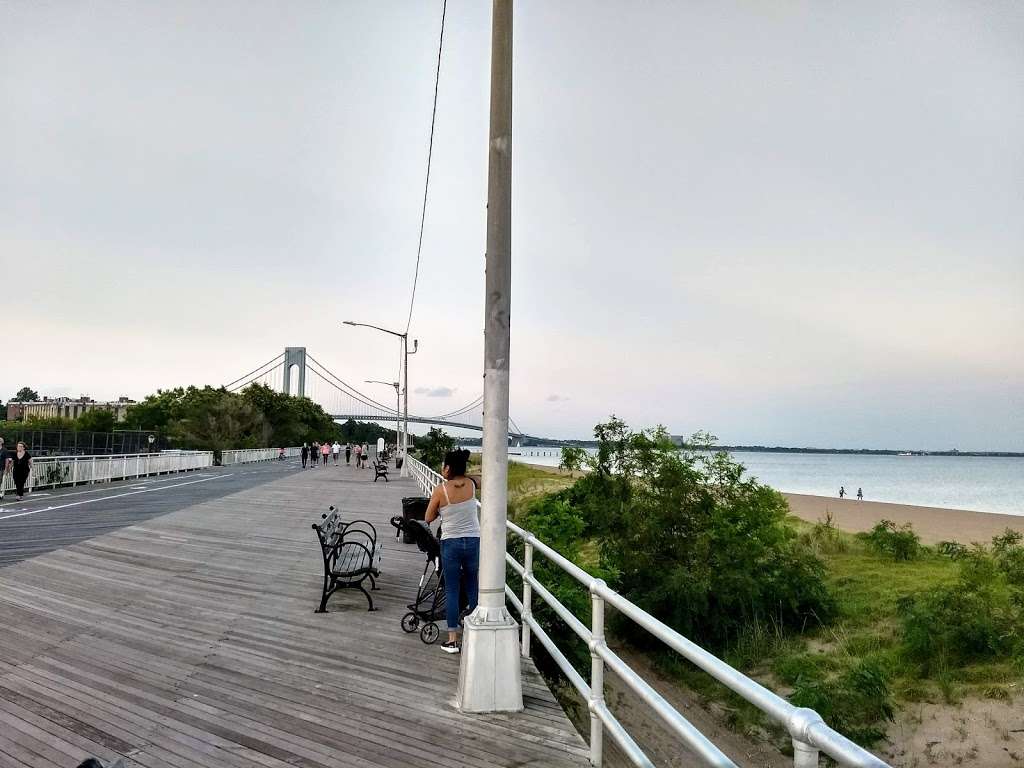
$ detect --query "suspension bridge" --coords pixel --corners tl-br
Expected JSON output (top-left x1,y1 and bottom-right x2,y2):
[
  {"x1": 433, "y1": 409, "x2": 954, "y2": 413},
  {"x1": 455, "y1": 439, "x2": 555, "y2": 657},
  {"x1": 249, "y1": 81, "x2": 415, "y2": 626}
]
[{"x1": 223, "y1": 347, "x2": 538, "y2": 439}]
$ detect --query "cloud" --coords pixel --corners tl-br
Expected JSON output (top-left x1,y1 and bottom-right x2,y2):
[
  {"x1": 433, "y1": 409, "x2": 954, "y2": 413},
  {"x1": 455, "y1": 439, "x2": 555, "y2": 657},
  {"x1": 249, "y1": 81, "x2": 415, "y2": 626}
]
[
  {"x1": 415, "y1": 386, "x2": 456, "y2": 398},
  {"x1": 546, "y1": 394, "x2": 569, "y2": 402}
]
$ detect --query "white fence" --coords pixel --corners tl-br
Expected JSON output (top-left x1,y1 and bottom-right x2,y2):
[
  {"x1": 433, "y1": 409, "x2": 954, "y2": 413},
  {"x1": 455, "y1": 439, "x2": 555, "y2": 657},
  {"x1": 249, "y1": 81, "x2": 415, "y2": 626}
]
[
  {"x1": 220, "y1": 447, "x2": 301, "y2": 466},
  {"x1": 405, "y1": 455, "x2": 888, "y2": 768},
  {"x1": 0, "y1": 446, "x2": 303, "y2": 496},
  {"x1": 1, "y1": 451, "x2": 214, "y2": 496}
]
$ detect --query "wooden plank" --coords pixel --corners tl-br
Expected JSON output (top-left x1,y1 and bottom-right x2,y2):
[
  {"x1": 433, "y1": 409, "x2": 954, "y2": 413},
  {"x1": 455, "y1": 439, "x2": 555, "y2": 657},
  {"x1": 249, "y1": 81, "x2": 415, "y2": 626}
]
[{"x1": 0, "y1": 464, "x2": 588, "y2": 767}]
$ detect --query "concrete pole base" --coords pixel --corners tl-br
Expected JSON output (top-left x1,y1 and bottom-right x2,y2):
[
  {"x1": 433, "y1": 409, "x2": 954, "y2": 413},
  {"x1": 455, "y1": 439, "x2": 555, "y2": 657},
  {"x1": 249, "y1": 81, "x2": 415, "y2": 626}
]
[{"x1": 456, "y1": 605, "x2": 524, "y2": 713}]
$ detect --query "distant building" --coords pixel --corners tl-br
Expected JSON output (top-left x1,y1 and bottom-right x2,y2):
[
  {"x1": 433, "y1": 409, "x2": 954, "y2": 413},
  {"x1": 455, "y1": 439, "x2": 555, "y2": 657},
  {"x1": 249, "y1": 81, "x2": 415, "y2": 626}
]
[{"x1": 6, "y1": 396, "x2": 135, "y2": 423}]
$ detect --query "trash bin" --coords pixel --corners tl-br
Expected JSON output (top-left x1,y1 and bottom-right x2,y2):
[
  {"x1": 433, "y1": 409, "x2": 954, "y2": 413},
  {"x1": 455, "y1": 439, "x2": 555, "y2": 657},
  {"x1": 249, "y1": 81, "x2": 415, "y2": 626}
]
[
  {"x1": 395, "y1": 456, "x2": 404, "y2": 469},
  {"x1": 401, "y1": 496, "x2": 430, "y2": 544}
]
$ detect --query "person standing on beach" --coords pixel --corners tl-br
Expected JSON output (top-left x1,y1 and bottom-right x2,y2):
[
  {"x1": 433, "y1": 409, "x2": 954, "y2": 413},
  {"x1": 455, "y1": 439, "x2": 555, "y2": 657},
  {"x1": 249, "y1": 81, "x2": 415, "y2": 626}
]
[
  {"x1": 857, "y1": 487, "x2": 863, "y2": 501},
  {"x1": 839, "y1": 486, "x2": 846, "y2": 499},
  {"x1": 301, "y1": 443, "x2": 309, "y2": 469}
]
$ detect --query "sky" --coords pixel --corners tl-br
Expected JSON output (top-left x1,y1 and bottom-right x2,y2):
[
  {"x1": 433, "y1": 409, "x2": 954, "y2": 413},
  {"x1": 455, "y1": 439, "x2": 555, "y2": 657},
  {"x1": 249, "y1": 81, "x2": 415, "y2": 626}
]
[{"x1": 1, "y1": 1, "x2": 1021, "y2": 450}]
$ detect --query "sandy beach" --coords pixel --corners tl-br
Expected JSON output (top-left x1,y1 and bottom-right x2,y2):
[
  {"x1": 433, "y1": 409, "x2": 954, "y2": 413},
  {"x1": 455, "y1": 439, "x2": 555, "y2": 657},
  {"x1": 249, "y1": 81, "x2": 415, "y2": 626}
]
[{"x1": 785, "y1": 493, "x2": 1024, "y2": 545}]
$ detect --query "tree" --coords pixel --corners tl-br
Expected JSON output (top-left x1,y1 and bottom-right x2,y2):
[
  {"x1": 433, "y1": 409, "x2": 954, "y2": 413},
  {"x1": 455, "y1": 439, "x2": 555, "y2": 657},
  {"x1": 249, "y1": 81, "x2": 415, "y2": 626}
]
[
  {"x1": 124, "y1": 389, "x2": 183, "y2": 431},
  {"x1": 13, "y1": 387, "x2": 39, "y2": 402},
  {"x1": 337, "y1": 419, "x2": 396, "y2": 446},
  {"x1": 559, "y1": 446, "x2": 588, "y2": 477},
  {"x1": 562, "y1": 418, "x2": 834, "y2": 650},
  {"x1": 171, "y1": 389, "x2": 268, "y2": 455},
  {"x1": 76, "y1": 409, "x2": 116, "y2": 433},
  {"x1": 416, "y1": 427, "x2": 455, "y2": 471}
]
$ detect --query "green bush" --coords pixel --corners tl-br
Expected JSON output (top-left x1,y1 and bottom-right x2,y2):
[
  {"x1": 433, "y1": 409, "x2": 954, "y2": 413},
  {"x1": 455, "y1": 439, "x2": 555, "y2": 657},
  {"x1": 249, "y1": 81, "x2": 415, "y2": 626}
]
[
  {"x1": 414, "y1": 427, "x2": 455, "y2": 472},
  {"x1": 507, "y1": 493, "x2": 615, "y2": 674},
  {"x1": 557, "y1": 418, "x2": 834, "y2": 652},
  {"x1": 864, "y1": 519, "x2": 921, "y2": 561},
  {"x1": 991, "y1": 529, "x2": 1024, "y2": 588},
  {"x1": 898, "y1": 543, "x2": 1024, "y2": 673},
  {"x1": 789, "y1": 659, "x2": 895, "y2": 744}
]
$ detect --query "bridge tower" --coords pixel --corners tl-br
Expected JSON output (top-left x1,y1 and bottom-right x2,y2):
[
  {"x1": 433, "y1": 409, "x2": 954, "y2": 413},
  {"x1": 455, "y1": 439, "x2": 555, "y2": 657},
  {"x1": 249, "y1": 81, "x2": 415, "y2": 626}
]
[{"x1": 282, "y1": 347, "x2": 307, "y2": 398}]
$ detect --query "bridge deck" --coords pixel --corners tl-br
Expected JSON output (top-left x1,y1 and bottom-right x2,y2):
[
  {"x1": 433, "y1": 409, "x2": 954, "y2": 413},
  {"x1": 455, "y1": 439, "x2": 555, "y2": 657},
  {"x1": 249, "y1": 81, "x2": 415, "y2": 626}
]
[{"x1": 0, "y1": 463, "x2": 589, "y2": 767}]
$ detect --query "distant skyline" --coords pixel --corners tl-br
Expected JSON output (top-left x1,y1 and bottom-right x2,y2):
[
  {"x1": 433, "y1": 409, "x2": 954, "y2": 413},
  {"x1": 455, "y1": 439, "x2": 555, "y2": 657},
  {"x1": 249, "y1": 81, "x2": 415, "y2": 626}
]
[{"x1": 2, "y1": 1, "x2": 1021, "y2": 450}]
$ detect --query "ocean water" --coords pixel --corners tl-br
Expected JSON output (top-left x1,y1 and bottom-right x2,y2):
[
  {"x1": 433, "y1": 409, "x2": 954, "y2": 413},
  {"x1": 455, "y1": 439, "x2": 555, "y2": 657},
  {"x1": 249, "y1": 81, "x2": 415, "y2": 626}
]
[{"x1": 502, "y1": 447, "x2": 1024, "y2": 516}]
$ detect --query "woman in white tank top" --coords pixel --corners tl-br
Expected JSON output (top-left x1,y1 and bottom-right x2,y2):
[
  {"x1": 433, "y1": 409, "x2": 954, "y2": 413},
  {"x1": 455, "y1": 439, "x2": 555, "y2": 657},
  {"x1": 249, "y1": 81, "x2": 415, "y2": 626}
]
[{"x1": 425, "y1": 449, "x2": 479, "y2": 653}]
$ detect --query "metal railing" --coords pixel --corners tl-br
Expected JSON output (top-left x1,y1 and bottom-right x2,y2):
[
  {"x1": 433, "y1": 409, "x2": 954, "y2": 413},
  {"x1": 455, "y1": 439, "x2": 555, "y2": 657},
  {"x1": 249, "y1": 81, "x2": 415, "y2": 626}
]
[
  {"x1": 220, "y1": 447, "x2": 301, "y2": 466},
  {"x1": 405, "y1": 455, "x2": 889, "y2": 768},
  {"x1": 1, "y1": 451, "x2": 214, "y2": 496}
]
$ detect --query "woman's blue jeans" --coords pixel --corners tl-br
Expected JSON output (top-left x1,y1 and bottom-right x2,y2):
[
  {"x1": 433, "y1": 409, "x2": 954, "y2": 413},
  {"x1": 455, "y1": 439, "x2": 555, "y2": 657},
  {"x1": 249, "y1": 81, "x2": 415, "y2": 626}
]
[{"x1": 441, "y1": 536, "x2": 480, "y2": 631}]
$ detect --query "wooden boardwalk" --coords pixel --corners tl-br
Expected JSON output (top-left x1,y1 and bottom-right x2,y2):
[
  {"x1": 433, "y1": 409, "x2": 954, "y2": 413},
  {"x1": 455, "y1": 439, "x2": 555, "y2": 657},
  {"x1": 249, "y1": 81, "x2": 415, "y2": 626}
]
[{"x1": 0, "y1": 463, "x2": 589, "y2": 767}]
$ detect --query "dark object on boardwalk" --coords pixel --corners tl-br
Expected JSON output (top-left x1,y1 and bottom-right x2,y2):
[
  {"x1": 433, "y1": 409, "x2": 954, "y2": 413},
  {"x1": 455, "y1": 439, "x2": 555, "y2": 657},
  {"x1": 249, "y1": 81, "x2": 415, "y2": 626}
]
[
  {"x1": 390, "y1": 515, "x2": 446, "y2": 644},
  {"x1": 77, "y1": 760, "x2": 126, "y2": 768},
  {"x1": 373, "y1": 459, "x2": 389, "y2": 483},
  {"x1": 399, "y1": 496, "x2": 430, "y2": 544},
  {"x1": 312, "y1": 506, "x2": 382, "y2": 612}
]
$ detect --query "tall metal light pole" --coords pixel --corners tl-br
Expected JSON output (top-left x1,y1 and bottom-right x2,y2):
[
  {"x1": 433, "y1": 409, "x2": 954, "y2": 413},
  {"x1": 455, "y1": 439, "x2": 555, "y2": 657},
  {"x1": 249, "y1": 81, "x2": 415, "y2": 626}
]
[
  {"x1": 365, "y1": 380, "x2": 401, "y2": 454},
  {"x1": 342, "y1": 321, "x2": 417, "y2": 476},
  {"x1": 457, "y1": 0, "x2": 522, "y2": 714}
]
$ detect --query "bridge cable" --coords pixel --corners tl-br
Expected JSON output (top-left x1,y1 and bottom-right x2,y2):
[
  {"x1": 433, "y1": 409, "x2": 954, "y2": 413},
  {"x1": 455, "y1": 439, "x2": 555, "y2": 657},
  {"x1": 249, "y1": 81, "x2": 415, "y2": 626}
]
[
  {"x1": 226, "y1": 357, "x2": 285, "y2": 393},
  {"x1": 435, "y1": 394, "x2": 483, "y2": 420},
  {"x1": 403, "y1": 0, "x2": 447, "y2": 336},
  {"x1": 224, "y1": 353, "x2": 285, "y2": 391},
  {"x1": 305, "y1": 356, "x2": 399, "y2": 413}
]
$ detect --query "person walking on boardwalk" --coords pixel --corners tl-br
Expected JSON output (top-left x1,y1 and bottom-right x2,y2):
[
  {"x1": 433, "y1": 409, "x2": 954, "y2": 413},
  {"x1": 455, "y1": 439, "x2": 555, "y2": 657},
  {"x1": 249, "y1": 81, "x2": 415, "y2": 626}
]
[
  {"x1": 11, "y1": 442, "x2": 32, "y2": 501},
  {"x1": 345, "y1": 443, "x2": 351, "y2": 465},
  {"x1": 839, "y1": 486, "x2": 845, "y2": 499},
  {"x1": 0, "y1": 437, "x2": 9, "y2": 500},
  {"x1": 353, "y1": 443, "x2": 361, "y2": 468},
  {"x1": 857, "y1": 487, "x2": 863, "y2": 501},
  {"x1": 361, "y1": 443, "x2": 369, "y2": 469},
  {"x1": 320, "y1": 441, "x2": 330, "y2": 467},
  {"x1": 425, "y1": 449, "x2": 479, "y2": 654},
  {"x1": 300, "y1": 443, "x2": 309, "y2": 469},
  {"x1": 313, "y1": 442, "x2": 320, "y2": 466},
  {"x1": 332, "y1": 440, "x2": 340, "y2": 465}
]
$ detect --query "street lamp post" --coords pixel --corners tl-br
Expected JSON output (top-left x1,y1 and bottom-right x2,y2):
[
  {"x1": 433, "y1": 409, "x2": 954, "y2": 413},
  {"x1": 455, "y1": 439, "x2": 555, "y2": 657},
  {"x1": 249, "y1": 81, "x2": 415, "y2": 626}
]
[
  {"x1": 343, "y1": 321, "x2": 418, "y2": 477},
  {"x1": 457, "y1": 0, "x2": 522, "y2": 714},
  {"x1": 365, "y1": 380, "x2": 401, "y2": 459}
]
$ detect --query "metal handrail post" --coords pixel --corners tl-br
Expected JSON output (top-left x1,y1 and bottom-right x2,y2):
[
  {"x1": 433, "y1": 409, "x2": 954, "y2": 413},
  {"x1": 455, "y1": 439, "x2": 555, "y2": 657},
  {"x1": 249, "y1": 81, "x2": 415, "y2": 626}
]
[
  {"x1": 521, "y1": 538, "x2": 534, "y2": 657},
  {"x1": 793, "y1": 739, "x2": 819, "y2": 768},
  {"x1": 589, "y1": 581, "x2": 607, "y2": 767}
]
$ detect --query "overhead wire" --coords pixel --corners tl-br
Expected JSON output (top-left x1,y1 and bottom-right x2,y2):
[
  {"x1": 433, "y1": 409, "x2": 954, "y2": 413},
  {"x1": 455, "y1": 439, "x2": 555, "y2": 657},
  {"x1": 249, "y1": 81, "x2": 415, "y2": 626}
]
[{"x1": 403, "y1": 0, "x2": 447, "y2": 336}]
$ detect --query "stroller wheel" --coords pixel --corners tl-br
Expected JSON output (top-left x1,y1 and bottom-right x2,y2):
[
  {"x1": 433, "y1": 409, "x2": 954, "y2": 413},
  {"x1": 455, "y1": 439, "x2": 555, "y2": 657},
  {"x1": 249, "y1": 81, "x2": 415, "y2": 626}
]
[
  {"x1": 401, "y1": 612, "x2": 419, "y2": 633},
  {"x1": 420, "y1": 622, "x2": 440, "y2": 645}
]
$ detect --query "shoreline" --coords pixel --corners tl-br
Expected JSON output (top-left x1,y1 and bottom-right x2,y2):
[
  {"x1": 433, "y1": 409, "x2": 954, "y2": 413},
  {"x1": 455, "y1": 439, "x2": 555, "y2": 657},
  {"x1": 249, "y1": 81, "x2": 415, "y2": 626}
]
[
  {"x1": 784, "y1": 493, "x2": 1022, "y2": 545},
  {"x1": 514, "y1": 461, "x2": 1023, "y2": 545}
]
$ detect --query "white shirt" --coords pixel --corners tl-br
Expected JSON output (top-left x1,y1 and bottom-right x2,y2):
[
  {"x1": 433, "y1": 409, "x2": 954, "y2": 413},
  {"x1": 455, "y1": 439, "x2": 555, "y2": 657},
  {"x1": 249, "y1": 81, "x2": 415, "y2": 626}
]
[{"x1": 332, "y1": 442, "x2": 340, "y2": 453}]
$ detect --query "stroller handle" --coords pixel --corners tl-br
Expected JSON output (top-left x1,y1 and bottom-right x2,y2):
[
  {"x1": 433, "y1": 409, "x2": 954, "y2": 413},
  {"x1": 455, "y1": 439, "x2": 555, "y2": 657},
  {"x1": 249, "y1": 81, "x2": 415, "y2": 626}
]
[{"x1": 390, "y1": 515, "x2": 404, "y2": 539}]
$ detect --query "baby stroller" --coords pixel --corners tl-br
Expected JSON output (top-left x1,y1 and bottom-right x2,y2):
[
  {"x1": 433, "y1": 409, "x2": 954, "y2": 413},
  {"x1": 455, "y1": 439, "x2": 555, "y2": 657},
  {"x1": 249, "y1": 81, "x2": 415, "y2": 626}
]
[{"x1": 391, "y1": 515, "x2": 447, "y2": 644}]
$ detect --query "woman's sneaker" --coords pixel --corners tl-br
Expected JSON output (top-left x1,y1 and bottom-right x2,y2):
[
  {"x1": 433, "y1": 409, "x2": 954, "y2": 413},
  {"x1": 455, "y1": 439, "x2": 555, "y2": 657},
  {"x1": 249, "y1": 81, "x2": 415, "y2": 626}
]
[{"x1": 440, "y1": 640, "x2": 461, "y2": 654}]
